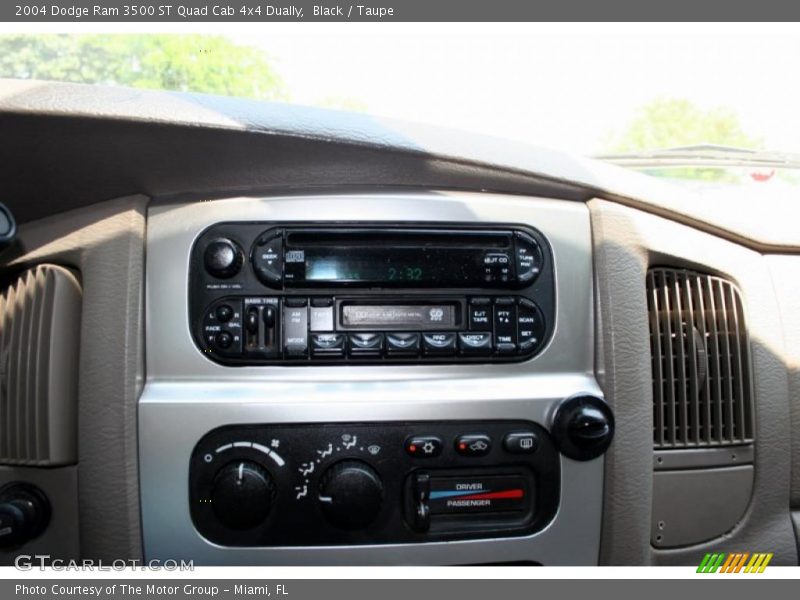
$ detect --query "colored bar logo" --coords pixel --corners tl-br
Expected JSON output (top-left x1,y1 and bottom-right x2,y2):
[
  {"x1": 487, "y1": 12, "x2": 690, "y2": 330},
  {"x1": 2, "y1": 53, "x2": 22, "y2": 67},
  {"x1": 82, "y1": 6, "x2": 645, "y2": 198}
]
[{"x1": 696, "y1": 552, "x2": 773, "y2": 573}]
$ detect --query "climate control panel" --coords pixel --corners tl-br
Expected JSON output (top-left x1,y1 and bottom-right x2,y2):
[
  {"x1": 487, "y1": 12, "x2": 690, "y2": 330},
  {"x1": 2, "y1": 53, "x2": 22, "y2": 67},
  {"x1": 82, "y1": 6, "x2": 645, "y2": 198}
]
[{"x1": 189, "y1": 421, "x2": 562, "y2": 547}]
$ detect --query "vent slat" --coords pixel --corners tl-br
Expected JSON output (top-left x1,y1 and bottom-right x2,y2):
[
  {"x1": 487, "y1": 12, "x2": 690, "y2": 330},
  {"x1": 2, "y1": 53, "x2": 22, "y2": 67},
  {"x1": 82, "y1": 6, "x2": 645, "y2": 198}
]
[
  {"x1": 647, "y1": 268, "x2": 753, "y2": 449},
  {"x1": 730, "y1": 287, "x2": 751, "y2": 441},
  {"x1": 671, "y1": 272, "x2": 689, "y2": 445},
  {"x1": 660, "y1": 272, "x2": 676, "y2": 446},
  {"x1": 704, "y1": 275, "x2": 722, "y2": 444},
  {"x1": 682, "y1": 276, "x2": 700, "y2": 445},
  {"x1": 717, "y1": 279, "x2": 735, "y2": 444},
  {"x1": 648, "y1": 271, "x2": 665, "y2": 447}
]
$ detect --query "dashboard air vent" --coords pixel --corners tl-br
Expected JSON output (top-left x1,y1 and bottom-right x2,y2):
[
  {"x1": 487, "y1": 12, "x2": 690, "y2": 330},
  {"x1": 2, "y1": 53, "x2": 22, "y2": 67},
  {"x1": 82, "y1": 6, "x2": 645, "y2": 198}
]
[
  {"x1": 647, "y1": 268, "x2": 753, "y2": 449},
  {"x1": 0, "y1": 265, "x2": 82, "y2": 466}
]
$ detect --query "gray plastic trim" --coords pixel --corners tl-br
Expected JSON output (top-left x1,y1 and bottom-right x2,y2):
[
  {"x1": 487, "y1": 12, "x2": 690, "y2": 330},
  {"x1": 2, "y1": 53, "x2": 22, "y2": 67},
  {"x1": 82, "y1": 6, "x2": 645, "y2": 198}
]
[
  {"x1": 140, "y1": 192, "x2": 604, "y2": 565},
  {"x1": 654, "y1": 445, "x2": 754, "y2": 471},
  {"x1": 652, "y1": 466, "x2": 754, "y2": 548}
]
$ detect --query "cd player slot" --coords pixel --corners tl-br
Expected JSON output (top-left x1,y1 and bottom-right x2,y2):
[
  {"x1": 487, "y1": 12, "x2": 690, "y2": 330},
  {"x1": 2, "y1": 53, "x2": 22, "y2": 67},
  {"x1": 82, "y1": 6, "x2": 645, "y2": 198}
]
[{"x1": 285, "y1": 229, "x2": 512, "y2": 248}]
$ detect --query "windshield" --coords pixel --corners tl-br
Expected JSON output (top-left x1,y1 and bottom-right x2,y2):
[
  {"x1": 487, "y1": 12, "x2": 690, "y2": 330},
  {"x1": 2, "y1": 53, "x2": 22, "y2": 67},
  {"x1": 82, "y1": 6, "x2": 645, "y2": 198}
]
[{"x1": 3, "y1": 28, "x2": 798, "y2": 185}]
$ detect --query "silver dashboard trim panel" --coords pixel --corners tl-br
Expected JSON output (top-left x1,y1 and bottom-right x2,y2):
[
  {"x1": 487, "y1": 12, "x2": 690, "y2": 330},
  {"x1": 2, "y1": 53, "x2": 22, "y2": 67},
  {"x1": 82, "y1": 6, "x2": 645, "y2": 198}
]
[{"x1": 139, "y1": 192, "x2": 603, "y2": 565}]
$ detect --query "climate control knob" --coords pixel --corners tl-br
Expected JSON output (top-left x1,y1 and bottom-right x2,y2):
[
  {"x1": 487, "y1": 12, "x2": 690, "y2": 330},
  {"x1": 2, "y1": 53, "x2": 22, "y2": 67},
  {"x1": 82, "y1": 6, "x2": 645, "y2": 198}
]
[
  {"x1": 318, "y1": 460, "x2": 383, "y2": 530},
  {"x1": 204, "y1": 238, "x2": 243, "y2": 279},
  {"x1": 210, "y1": 461, "x2": 274, "y2": 530}
]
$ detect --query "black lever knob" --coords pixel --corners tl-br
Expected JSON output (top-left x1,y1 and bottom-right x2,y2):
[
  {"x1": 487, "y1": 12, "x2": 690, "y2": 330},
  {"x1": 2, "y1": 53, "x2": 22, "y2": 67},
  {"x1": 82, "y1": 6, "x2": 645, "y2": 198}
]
[
  {"x1": 551, "y1": 395, "x2": 614, "y2": 461},
  {"x1": 0, "y1": 483, "x2": 50, "y2": 548}
]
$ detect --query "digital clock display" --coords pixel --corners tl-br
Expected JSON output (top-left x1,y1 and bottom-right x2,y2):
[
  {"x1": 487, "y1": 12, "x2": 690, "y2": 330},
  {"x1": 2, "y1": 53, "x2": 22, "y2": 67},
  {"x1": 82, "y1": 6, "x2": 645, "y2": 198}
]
[{"x1": 302, "y1": 247, "x2": 479, "y2": 285}]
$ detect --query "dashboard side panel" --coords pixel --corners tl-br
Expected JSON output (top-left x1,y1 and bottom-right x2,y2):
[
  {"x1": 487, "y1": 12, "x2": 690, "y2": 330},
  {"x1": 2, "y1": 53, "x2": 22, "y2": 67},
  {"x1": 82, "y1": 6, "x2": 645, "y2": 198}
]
[
  {"x1": 589, "y1": 199, "x2": 654, "y2": 565},
  {"x1": 765, "y1": 256, "x2": 800, "y2": 533},
  {"x1": 589, "y1": 199, "x2": 797, "y2": 565},
  {"x1": 9, "y1": 195, "x2": 147, "y2": 561}
]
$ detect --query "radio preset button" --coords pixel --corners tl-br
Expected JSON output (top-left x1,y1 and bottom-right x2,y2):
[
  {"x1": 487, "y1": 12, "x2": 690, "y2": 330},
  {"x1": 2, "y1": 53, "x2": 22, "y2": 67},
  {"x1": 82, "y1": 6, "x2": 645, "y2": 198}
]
[
  {"x1": 422, "y1": 333, "x2": 457, "y2": 356},
  {"x1": 455, "y1": 434, "x2": 492, "y2": 457},
  {"x1": 386, "y1": 332, "x2": 421, "y2": 356},
  {"x1": 252, "y1": 233, "x2": 284, "y2": 288},
  {"x1": 283, "y1": 305, "x2": 309, "y2": 357},
  {"x1": 458, "y1": 332, "x2": 492, "y2": 355},
  {"x1": 405, "y1": 436, "x2": 443, "y2": 458},
  {"x1": 348, "y1": 333, "x2": 384, "y2": 357},
  {"x1": 311, "y1": 333, "x2": 345, "y2": 358}
]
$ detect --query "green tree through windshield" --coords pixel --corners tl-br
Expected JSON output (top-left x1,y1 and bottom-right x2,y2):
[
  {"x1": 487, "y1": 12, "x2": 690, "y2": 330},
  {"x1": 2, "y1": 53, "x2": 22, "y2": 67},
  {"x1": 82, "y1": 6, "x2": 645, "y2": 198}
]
[
  {"x1": 607, "y1": 97, "x2": 763, "y2": 182},
  {"x1": 0, "y1": 34, "x2": 285, "y2": 100}
]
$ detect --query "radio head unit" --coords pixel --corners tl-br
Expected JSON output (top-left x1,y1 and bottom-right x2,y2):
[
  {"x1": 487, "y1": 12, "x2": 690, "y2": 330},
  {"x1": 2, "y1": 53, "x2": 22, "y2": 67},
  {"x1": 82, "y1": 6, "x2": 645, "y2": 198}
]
[
  {"x1": 251, "y1": 228, "x2": 542, "y2": 288},
  {"x1": 189, "y1": 223, "x2": 555, "y2": 366}
]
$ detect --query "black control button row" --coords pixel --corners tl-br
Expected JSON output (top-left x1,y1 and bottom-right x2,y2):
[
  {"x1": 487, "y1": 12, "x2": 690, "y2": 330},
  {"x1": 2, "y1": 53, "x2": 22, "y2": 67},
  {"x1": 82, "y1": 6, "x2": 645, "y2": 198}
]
[
  {"x1": 403, "y1": 432, "x2": 540, "y2": 459},
  {"x1": 466, "y1": 296, "x2": 545, "y2": 355},
  {"x1": 203, "y1": 295, "x2": 545, "y2": 361}
]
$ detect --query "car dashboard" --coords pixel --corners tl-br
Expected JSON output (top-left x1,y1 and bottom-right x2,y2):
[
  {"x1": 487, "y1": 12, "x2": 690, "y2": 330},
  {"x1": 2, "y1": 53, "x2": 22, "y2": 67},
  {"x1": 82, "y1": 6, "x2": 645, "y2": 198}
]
[{"x1": 0, "y1": 79, "x2": 798, "y2": 566}]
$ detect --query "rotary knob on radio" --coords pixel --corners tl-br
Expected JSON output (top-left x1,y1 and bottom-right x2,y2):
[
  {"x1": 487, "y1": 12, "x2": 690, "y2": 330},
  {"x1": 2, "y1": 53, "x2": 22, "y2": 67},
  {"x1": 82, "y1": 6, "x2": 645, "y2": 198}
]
[{"x1": 204, "y1": 238, "x2": 243, "y2": 279}]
